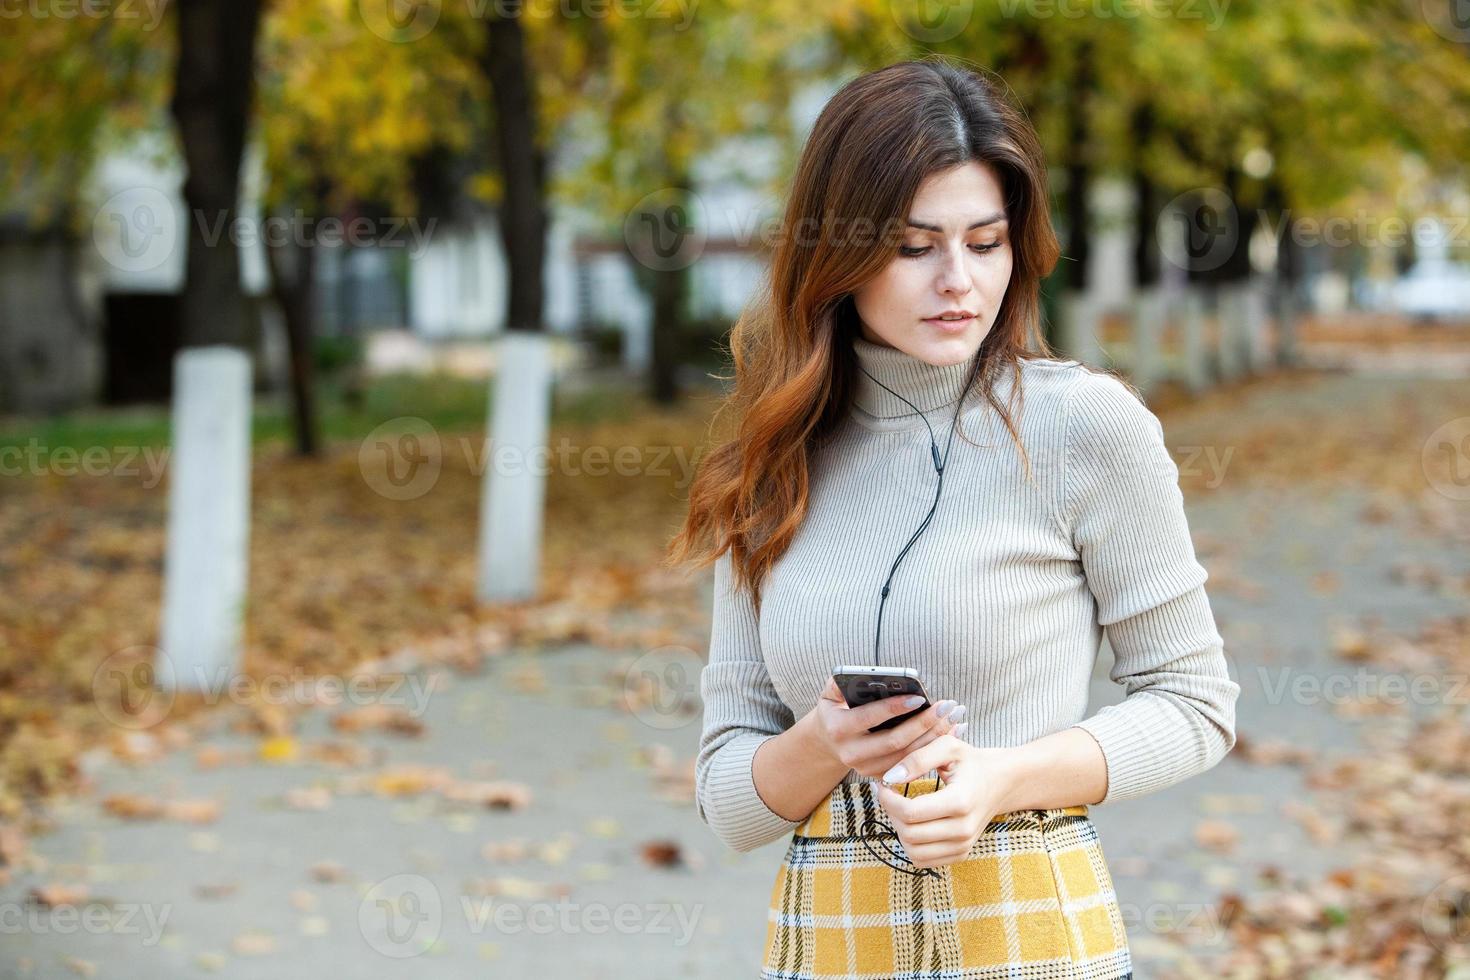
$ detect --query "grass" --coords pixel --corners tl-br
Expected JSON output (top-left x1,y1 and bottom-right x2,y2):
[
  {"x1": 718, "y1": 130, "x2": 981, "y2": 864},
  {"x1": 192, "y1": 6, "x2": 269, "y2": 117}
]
[{"x1": 0, "y1": 370, "x2": 659, "y2": 454}]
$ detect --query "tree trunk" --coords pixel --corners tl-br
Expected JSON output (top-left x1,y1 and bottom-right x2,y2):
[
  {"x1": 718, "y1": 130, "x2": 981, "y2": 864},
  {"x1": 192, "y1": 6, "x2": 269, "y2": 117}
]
[
  {"x1": 477, "y1": 6, "x2": 554, "y2": 603},
  {"x1": 169, "y1": 0, "x2": 263, "y2": 350},
  {"x1": 264, "y1": 215, "x2": 319, "y2": 456},
  {"x1": 1062, "y1": 41, "x2": 1093, "y2": 295},
  {"x1": 1130, "y1": 104, "x2": 1160, "y2": 292},
  {"x1": 484, "y1": 10, "x2": 548, "y2": 334},
  {"x1": 646, "y1": 158, "x2": 692, "y2": 405},
  {"x1": 157, "y1": 0, "x2": 263, "y2": 692}
]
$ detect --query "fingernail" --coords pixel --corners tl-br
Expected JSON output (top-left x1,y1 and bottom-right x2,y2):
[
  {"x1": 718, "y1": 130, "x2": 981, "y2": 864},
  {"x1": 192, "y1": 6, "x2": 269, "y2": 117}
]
[
  {"x1": 952, "y1": 722, "x2": 969, "y2": 739},
  {"x1": 902, "y1": 695, "x2": 925, "y2": 709},
  {"x1": 882, "y1": 764, "x2": 909, "y2": 784},
  {"x1": 935, "y1": 700, "x2": 959, "y2": 718},
  {"x1": 948, "y1": 705, "x2": 967, "y2": 725}
]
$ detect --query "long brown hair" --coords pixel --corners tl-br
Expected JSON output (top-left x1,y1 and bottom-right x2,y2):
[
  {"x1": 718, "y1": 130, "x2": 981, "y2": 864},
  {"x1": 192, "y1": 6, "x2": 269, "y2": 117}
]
[{"x1": 666, "y1": 56, "x2": 1062, "y2": 612}]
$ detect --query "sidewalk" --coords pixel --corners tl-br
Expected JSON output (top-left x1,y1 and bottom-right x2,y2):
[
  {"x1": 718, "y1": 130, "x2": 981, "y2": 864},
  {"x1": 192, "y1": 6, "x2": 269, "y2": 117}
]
[{"x1": 2, "y1": 370, "x2": 1466, "y2": 978}]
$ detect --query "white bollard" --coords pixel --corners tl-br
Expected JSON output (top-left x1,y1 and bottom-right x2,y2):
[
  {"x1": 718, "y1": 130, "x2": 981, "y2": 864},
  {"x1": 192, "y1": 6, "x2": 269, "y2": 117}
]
[
  {"x1": 1059, "y1": 291, "x2": 1105, "y2": 367},
  {"x1": 1180, "y1": 287, "x2": 1210, "y2": 394},
  {"x1": 157, "y1": 346, "x2": 253, "y2": 692},
  {"x1": 1244, "y1": 277, "x2": 1272, "y2": 374},
  {"x1": 1131, "y1": 287, "x2": 1166, "y2": 397},
  {"x1": 1273, "y1": 280, "x2": 1299, "y2": 368},
  {"x1": 1216, "y1": 284, "x2": 1245, "y2": 382},
  {"x1": 477, "y1": 331, "x2": 554, "y2": 602}
]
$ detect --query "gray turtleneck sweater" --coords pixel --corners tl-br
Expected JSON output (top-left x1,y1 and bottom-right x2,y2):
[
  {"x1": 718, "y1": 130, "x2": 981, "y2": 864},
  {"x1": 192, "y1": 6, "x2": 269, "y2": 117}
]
[{"x1": 695, "y1": 336, "x2": 1240, "y2": 853}]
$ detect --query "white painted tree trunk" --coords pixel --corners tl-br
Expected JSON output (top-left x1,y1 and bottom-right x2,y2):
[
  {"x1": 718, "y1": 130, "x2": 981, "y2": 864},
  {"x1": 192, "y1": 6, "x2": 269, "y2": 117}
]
[
  {"x1": 1216, "y1": 285, "x2": 1246, "y2": 382},
  {"x1": 157, "y1": 347, "x2": 253, "y2": 692},
  {"x1": 1130, "y1": 287, "x2": 1166, "y2": 397},
  {"x1": 1244, "y1": 277, "x2": 1272, "y2": 374},
  {"x1": 1180, "y1": 288, "x2": 1210, "y2": 395},
  {"x1": 1273, "y1": 279, "x2": 1299, "y2": 367},
  {"x1": 477, "y1": 331, "x2": 554, "y2": 602},
  {"x1": 1059, "y1": 291, "x2": 1104, "y2": 367}
]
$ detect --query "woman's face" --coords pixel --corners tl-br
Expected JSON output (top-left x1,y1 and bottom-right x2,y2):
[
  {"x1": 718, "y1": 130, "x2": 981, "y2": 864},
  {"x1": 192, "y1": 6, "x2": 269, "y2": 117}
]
[{"x1": 853, "y1": 161, "x2": 1013, "y2": 366}]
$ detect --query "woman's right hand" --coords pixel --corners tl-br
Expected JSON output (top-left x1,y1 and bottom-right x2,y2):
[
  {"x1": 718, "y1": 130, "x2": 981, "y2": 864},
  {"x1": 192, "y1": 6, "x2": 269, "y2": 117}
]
[{"x1": 808, "y1": 678, "x2": 967, "y2": 780}]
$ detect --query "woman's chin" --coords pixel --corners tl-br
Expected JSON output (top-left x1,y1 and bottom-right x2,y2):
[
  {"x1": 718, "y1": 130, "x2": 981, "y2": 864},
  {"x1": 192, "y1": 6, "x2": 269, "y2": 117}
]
[{"x1": 906, "y1": 328, "x2": 986, "y2": 366}]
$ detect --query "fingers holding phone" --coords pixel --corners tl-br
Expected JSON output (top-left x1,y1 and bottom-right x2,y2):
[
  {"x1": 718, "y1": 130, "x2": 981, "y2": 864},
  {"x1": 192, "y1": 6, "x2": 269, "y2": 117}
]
[{"x1": 812, "y1": 675, "x2": 964, "y2": 780}]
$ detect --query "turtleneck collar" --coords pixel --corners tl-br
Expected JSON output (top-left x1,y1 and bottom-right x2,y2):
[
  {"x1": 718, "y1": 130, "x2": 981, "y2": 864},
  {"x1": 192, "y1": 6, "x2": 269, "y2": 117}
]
[{"x1": 850, "y1": 335, "x2": 982, "y2": 427}]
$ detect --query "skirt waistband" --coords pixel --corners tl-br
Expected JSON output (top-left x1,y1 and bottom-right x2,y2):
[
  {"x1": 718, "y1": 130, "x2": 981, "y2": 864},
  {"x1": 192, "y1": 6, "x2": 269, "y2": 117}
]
[{"x1": 792, "y1": 775, "x2": 1090, "y2": 840}]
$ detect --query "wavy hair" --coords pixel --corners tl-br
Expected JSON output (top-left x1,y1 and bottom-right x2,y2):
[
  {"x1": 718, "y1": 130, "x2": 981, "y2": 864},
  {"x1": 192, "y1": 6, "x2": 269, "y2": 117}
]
[{"x1": 666, "y1": 57, "x2": 1062, "y2": 612}]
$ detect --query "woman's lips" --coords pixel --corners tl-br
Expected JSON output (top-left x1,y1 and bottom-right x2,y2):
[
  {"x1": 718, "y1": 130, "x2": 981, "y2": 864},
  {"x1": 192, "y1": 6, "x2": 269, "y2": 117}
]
[{"x1": 923, "y1": 314, "x2": 976, "y2": 333}]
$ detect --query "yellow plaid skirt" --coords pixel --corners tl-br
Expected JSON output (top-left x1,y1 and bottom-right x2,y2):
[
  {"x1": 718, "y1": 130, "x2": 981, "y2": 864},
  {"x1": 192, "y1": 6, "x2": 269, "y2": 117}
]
[{"x1": 761, "y1": 776, "x2": 1132, "y2": 980}]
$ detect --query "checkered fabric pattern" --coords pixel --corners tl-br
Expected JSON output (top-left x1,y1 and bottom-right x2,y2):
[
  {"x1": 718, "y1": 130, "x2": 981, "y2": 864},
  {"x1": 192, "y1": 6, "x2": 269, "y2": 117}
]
[{"x1": 761, "y1": 776, "x2": 1133, "y2": 980}]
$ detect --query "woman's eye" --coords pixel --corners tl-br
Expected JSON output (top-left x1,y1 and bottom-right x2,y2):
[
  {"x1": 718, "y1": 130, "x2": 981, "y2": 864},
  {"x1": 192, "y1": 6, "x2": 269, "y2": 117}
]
[{"x1": 898, "y1": 243, "x2": 1004, "y2": 257}]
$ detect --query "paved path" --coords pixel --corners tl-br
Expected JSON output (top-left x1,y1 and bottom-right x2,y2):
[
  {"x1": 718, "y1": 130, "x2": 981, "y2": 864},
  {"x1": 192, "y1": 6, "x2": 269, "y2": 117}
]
[{"x1": 3, "y1": 370, "x2": 1467, "y2": 978}]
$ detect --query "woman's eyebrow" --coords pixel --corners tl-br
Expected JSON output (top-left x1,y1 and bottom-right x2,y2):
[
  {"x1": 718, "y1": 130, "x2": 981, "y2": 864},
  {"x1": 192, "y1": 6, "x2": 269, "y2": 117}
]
[{"x1": 906, "y1": 212, "x2": 1008, "y2": 232}]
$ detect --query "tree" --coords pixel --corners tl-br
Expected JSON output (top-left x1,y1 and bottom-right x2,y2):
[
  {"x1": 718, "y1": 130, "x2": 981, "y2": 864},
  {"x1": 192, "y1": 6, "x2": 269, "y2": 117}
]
[{"x1": 155, "y1": 0, "x2": 266, "y2": 692}]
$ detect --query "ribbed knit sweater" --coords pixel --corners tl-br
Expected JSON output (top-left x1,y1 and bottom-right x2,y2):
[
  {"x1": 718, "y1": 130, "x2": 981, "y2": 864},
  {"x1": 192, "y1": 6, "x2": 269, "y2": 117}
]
[{"x1": 695, "y1": 336, "x2": 1241, "y2": 853}]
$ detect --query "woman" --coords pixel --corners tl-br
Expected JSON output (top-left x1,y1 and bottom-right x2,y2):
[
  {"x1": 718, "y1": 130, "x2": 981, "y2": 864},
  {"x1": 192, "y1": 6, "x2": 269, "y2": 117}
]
[{"x1": 668, "y1": 57, "x2": 1239, "y2": 980}]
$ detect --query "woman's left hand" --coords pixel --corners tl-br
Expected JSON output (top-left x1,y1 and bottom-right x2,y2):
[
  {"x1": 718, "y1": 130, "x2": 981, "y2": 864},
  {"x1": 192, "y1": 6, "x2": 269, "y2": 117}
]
[{"x1": 873, "y1": 735, "x2": 1018, "y2": 870}]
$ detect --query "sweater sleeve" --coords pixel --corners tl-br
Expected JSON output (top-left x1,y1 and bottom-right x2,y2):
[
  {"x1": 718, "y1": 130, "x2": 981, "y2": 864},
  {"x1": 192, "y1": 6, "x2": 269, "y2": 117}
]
[
  {"x1": 694, "y1": 551, "x2": 804, "y2": 852},
  {"x1": 1059, "y1": 371, "x2": 1240, "y2": 805}
]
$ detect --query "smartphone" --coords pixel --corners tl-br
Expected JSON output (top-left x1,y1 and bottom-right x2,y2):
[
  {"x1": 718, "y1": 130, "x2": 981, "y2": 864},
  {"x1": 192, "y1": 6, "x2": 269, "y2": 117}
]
[{"x1": 832, "y1": 665, "x2": 932, "y2": 733}]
